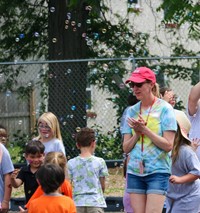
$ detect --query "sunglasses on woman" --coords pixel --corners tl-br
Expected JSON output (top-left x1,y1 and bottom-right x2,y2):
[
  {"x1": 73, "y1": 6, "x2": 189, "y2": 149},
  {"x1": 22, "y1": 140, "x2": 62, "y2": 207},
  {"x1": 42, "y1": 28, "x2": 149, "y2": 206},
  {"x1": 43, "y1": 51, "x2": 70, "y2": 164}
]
[{"x1": 129, "y1": 81, "x2": 149, "y2": 88}]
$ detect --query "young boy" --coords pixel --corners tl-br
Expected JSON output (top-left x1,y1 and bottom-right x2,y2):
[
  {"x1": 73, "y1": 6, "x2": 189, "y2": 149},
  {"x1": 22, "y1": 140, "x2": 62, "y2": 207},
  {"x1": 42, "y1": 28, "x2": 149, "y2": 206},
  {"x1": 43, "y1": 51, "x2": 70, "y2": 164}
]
[
  {"x1": 28, "y1": 163, "x2": 76, "y2": 213},
  {"x1": 0, "y1": 143, "x2": 14, "y2": 212},
  {"x1": 68, "y1": 127, "x2": 109, "y2": 213},
  {"x1": 11, "y1": 140, "x2": 45, "y2": 203}
]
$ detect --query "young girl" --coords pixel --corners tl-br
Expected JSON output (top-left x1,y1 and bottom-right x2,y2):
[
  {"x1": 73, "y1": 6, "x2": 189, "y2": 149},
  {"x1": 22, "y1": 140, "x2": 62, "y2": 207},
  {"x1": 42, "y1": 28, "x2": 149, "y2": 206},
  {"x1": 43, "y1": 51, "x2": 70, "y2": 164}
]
[
  {"x1": 35, "y1": 112, "x2": 65, "y2": 155},
  {"x1": 166, "y1": 111, "x2": 200, "y2": 213},
  {"x1": 19, "y1": 152, "x2": 72, "y2": 212}
]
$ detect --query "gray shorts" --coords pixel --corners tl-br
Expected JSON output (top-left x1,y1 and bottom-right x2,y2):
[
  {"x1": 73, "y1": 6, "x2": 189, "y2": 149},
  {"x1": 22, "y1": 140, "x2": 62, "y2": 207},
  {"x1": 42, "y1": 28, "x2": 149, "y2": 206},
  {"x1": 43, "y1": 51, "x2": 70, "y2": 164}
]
[{"x1": 76, "y1": 207, "x2": 104, "y2": 213}]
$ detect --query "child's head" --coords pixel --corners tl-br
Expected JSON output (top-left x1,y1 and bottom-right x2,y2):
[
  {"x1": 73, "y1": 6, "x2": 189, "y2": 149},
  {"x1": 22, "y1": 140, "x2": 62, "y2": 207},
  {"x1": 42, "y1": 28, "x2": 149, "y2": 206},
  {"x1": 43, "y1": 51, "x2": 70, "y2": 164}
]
[
  {"x1": 44, "y1": 152, "x2": 67, "y2": 176},
  {"x1": 0, "y1": 125, "x2": 8, "y2": 146},
  {"x1": 25, "y1": 140, "x2": 45, "y2": 168},
  {"x1": 75, "y1": 127, "x2": 95, "y2": 148},
  {"x1": 36, "y1": 163, "x2": 65, "y2": 194},
  {"x1": 37, "y1": 112, "x2": 62, "y2": 141},
  {"x1": 172, "y1": 111, "x2": 191, "y2": 163}
]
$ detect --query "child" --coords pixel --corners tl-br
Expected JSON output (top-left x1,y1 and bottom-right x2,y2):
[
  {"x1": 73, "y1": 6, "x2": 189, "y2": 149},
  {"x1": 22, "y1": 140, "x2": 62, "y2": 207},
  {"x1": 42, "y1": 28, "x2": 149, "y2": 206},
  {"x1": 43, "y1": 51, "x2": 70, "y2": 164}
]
[
  {"x1": 11, "y1": 140, "x2": 45, "y2": 203},
  {"x1": 0, "y1": 143, "x2": 14, "y2": 212},
  {"x1": 35, "y1": 112, "x2": 65, "y2": 155},
  {"x1": 0, "y1": 125, "x2": 8, "y2": 146},
  {"x1": 166, "y1": 111, "x2": 200, "y2": 213},
  {"x1": 28, "y1": 163, "x2": 76, "y2": 213},
  {"x1": 25, "y1": 152, "x2": 72, "y2": 209},
  {"x1": 68, "y1": 127, "x2": 109, "y2": 213},
  {"x1": 123, "y1": 154, "x2": 134, "y2": 213}
]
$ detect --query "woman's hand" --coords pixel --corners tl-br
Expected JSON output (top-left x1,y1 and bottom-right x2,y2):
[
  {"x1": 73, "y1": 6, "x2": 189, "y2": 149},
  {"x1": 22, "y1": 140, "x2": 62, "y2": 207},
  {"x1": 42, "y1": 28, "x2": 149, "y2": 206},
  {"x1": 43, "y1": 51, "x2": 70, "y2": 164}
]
[{"x1": 128, "y1": 114, "x2": 146, "y2": 134}]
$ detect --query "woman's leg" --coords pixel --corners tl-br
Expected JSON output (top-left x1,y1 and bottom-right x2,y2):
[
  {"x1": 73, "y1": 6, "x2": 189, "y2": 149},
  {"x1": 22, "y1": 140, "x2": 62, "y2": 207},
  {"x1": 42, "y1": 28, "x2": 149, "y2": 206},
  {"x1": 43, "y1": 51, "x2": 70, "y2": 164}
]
[
  {"x1": 130, "y1": 193, "x2": 147, "y2": 213},
  {"x1": 146, "y1": 194, "x2": 166, "y2": 213}
]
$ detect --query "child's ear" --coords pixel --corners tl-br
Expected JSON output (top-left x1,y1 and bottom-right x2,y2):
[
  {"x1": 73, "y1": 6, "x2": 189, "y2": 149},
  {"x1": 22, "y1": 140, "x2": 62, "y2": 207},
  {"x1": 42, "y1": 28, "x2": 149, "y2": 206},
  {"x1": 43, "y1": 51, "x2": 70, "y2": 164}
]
[{"x1": 76, "y1": 143, "x2": 80, "y2": 149}]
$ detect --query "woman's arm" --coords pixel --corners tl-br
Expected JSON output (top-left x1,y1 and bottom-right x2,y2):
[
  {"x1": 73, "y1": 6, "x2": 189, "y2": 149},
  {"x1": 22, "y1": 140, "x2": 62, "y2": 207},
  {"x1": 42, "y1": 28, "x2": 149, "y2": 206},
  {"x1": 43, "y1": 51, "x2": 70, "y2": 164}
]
[
  {"x1": 123, "y1": 133, "x2": 140, "y2": 153},
  {"x1": 143, "y1": 128, "x2": 175, "y2": 152}
]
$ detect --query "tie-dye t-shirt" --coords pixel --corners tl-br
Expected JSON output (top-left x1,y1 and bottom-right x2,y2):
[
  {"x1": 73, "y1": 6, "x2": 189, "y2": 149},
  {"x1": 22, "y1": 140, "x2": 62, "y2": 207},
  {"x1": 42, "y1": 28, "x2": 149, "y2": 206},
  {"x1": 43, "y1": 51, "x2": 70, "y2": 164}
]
[{"x1": 121, "y1": 98, "x2": 177, "y2": 176}]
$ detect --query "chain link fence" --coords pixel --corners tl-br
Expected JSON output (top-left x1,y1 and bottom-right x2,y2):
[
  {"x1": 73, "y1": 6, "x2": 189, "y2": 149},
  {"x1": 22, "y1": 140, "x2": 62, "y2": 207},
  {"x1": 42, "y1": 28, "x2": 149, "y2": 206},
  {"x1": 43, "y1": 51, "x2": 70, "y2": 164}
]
[{"x1": 0, "y1": 56, "x2": 199, "y2": 162}]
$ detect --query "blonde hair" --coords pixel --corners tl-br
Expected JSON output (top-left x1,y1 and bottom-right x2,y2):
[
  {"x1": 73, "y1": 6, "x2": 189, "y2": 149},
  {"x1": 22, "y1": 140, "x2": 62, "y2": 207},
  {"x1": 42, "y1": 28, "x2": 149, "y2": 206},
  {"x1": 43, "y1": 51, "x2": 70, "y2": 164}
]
[
  {"x1": 44, "y1": 152, "x2": 68, "y2": 178},
  {"x1": 152, "y1": 83, "x2": 160, "y2": 98},
  {"x1": 172, "y1": 125, "x2": 191, "y2": 164},
  {"x1": 36, "y1": 112, "x2": 62, "y2": 141}
]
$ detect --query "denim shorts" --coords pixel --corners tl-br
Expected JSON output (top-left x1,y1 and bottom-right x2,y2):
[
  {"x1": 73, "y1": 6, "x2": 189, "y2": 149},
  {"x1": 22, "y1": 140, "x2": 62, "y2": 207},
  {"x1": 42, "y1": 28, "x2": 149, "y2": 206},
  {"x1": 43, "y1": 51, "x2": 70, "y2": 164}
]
[{"x1": 127, "y1": 173, "x2": 169, "y2": 195}]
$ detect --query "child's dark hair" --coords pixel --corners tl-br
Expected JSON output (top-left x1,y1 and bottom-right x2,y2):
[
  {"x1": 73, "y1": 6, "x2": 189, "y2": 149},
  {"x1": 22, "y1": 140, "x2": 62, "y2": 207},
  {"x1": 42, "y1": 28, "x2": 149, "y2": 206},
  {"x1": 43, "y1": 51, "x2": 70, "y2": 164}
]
[
  {"x1": 36, "y1": 163, "x2": 65, "y2": 194},
  {"x1": 25, "y1": 140, "x2": 45, "y2": 155},
  {"x1": 76, "y1": 127, "x2": 95, "y2": 147}
]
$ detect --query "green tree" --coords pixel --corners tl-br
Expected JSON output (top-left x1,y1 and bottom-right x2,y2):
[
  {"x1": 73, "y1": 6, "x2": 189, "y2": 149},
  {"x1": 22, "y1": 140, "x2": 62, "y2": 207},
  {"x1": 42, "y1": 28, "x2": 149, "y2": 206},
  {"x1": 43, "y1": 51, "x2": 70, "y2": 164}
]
[{"x1": 0, "y1": 0, "x2": 199, "y2": 160}]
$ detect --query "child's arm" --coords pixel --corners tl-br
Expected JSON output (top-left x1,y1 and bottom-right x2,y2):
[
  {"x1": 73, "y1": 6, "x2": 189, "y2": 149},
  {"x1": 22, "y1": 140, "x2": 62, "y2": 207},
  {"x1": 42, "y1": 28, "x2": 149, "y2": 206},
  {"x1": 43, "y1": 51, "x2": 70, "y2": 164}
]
[
  {"x1": 1, "y1": 173, "x2": 12, "y2": 211},
  {"x1": 99, "y1": 177, "x2": 106, "y2": 192},
  {"x1": 10, "y1": 169, "x2": 23, "y2": 188},
  {"x1": 169, "y1": 173, "x2": 199, "y2": 184}
]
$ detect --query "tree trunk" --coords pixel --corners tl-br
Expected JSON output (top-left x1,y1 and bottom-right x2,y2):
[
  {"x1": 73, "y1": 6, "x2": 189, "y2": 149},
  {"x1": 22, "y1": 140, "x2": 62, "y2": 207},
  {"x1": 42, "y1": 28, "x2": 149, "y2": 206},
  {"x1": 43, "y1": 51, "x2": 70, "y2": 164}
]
[{"x1": 48, "y1": 0, "x2": 88, "y2": 156}]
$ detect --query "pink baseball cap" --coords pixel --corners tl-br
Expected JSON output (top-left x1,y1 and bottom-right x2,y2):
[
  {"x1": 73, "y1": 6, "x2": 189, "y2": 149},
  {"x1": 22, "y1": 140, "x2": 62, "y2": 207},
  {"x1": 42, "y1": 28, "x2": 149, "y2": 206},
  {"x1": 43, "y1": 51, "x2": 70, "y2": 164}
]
[{"x1": 125, "y1": 67, "x2": 156, "y2": 84}]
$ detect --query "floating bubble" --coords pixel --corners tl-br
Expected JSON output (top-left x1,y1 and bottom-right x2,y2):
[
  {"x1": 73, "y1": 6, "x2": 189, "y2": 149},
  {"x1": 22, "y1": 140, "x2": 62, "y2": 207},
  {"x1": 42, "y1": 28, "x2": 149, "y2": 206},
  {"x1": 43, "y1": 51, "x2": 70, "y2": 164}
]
[
  {"x1": 85, "y1": 5, "x2": 92, "y2": 11},
  {"x1": 34, "y1": 32, "x2": 39, "y2": 37},
  {"x1": 116, "y1": 203, "x2": 120, "y2": 208},
  {"x1": 19, "y1": 34, "x2": 25, "y2": 39},
  {"x1": 70, "y1": 114, "x2": 74, "y2": 119},
  {"x1": 73, "y1": 27, "x2": 77, "y2": 32},
  {"x1": 93, "y1": 33, "x2": 99, "y2": 39},
  {"x1": 86, "y1": 19, "x2": 91, "y2": 24},
  {"x1": 103, "y1": 63, "x2": 108, "y2": 71},
  {"x1": 114, "y1": 68, "x2": 119, "y2": 73},
  {"x1": 77, "y1": 23, "x2": 81, "y2": 27},
  {"x1": 52, "y1": 38, "x2": 57, "y2": 43},
  {"x1": 63, "y1": 121, "x2": 67, "y2": 126},
  {"x1": 18, "y1": 120, "x2": 22, "y2": 125},
  {"x1": 102, "y1": 148, "x2": 107, "y2": 154},
  {"x1": 49, "y1": 73, "x2": 54, "y2": 78},
  {"x1": 82, "y1": 33, "x2": 86, "y2": 38},
  {"x1": 28, "y1": 82, "x2": 32, "y2": 87},
  {"x1": 71, "y1": 21, "x2": 76, "y2": 26},
  {"x1": 67, "y1": 12, "x2": 71, "y2": 19},
  {"x1": 15, "y1": 37, "x2": 20, "y2": 42},
  {"x1": 67, "y1": 68, "x2": 71, "y2": 74},
  {"x1": 101, "y1": 139, "x2": 104, "y2": 143},
  {"x1": 0, "y1": 74, "x2": 3, "y2": 78},
  {"x1": 76, "y1": 127, "x2": 81, "y2": 132},
  {"x1": 71, "y1": 105, "x2": 76, "y2": 111},
  {"x1": 50, "y1": 7, "x2": 55, "y2": 12},
  {"x1": 87, "y1": 40, "x2": 93, "y2": 46},
  {"x1": 65, "y1": 25, "x2": 69, "y2": 29},
  {"x1": 83, "y1": 115, "x2": 87, "y2": 120},
  {"x1": 102, "y1": 28, "x2": 107, "y2": 33},
  {"x1": 65, "y1": 20, "x2": 69, "y2": 24},
  {"x1": 6, "y1": 90, "x2": 12, "y2": 97}
]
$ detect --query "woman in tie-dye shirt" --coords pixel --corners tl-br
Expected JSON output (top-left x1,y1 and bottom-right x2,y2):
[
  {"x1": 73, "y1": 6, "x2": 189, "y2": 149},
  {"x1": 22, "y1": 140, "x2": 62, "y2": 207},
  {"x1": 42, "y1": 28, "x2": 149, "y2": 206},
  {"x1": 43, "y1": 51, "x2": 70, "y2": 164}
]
[{"x1": 122, "y1": 67, "x2": 177, "y2": 213}]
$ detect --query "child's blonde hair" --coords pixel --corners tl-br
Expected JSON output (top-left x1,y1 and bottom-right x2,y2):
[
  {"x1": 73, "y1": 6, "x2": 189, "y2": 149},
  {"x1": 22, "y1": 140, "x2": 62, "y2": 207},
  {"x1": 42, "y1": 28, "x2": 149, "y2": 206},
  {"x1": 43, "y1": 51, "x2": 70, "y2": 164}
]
[
  {"x1": 44, "y1": 152, "x2": 68, "y2": 178},
  {"x1": 36, "y1": 112, "x2": 62, "y2": 142}
]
